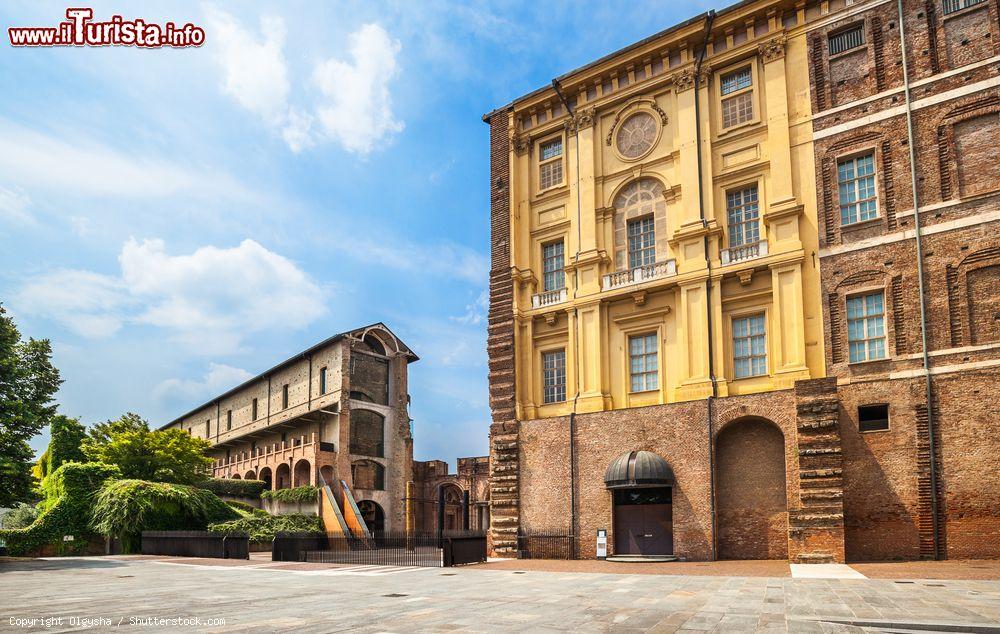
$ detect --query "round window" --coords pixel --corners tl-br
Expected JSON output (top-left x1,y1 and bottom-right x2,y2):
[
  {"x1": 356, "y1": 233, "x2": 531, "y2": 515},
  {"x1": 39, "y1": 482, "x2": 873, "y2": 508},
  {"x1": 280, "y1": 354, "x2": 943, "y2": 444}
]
[{"x1": 615, "y1": 111, "x2": 657, "y2": 159}]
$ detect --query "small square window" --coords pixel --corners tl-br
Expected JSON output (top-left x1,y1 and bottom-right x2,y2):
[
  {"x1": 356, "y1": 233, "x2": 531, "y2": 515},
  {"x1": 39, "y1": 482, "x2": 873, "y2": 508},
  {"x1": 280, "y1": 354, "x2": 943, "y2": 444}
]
[{"x1": 859, "y1": 404, "x2": 889, "y2": 432}]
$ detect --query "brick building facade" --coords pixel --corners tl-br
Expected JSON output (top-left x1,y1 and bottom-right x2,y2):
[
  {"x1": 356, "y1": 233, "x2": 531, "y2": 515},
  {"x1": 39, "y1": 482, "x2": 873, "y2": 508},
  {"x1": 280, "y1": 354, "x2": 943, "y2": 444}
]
[{"x1": 485, "y1": 0, "x2": 999, "y2": 562}]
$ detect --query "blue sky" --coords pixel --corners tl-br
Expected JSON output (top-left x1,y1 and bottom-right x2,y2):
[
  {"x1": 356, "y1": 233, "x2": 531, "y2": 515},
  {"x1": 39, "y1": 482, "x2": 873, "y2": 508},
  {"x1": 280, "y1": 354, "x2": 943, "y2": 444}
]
[{"x1": 0, "y1": 0, "x2": 707, "y2": 467}]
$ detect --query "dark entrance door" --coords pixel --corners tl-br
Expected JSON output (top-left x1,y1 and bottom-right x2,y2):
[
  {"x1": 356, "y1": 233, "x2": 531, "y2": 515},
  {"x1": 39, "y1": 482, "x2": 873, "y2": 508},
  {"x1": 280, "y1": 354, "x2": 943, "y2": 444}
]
[{"x1": 613, "y1": 487, "x2": 673, "y2": 555}]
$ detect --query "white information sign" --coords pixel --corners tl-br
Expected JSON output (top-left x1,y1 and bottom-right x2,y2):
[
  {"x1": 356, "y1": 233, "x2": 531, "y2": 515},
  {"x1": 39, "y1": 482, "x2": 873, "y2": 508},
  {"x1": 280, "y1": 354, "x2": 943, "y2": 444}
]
[{"x1": 596, "y1": 529, "x2": 607, "y2": 559}]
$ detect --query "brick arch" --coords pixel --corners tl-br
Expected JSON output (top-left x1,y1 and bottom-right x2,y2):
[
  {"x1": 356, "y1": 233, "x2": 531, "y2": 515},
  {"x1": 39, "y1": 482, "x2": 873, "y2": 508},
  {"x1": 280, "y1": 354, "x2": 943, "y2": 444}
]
[
  {"x1": 244, "y1": 470, "x2": 256, "y2": 480},
  {"x1": 275, "y1": 463, "x2": 291, "y2": 490},
  {"x1": 713, "y1": 404, "x2": 794, "y2": 441},
  {"x1": 714, "y1": 416, "x2": 789, "y2": 560},
  {"x1": 293, "y1": 459, "x2": 312, "y2": 487},
  {"x1": 946, "y1": 245, "x2": 1000, "y2": 346}
]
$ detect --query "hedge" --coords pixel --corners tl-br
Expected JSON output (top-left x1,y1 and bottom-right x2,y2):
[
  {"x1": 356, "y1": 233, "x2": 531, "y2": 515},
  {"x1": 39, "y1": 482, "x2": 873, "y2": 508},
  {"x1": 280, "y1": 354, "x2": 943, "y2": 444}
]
[
  {"x1": 195, "y1": 478, "x2": 268, "y2": 498},
  {"x1": 90, "y1": 480, "x2": 240, "y2": 553},
  {"x1": 225, "y1": 500, "x2": 267, "y2": 517},
  {"x1": 209, "y1": 513, "x2": 323, "y2": 542},
  {"x1": 261, "y1": 485, "x2": 319, "y2": 504},
  {"x1": 0, "y1": 462, "x2": 120, "y2": 556}
]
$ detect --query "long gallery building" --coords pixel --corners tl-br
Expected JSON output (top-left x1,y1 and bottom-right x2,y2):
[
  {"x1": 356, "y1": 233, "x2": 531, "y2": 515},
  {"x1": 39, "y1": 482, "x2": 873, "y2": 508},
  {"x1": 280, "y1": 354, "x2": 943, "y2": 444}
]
[{"x1": 484, "y1": 0, "x2": 999, "y2": 562}]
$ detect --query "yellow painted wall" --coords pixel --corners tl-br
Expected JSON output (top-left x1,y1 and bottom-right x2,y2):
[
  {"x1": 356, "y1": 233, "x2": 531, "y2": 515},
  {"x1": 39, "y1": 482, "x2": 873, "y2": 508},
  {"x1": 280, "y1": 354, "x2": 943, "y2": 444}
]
[{"x1": 506, "y1": 3, "x2": 824, "y2": 420}]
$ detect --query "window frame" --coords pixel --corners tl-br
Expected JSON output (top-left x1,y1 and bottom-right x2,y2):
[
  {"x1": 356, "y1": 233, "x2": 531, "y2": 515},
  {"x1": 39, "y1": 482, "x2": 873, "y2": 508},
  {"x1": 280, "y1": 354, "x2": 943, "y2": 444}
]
[
  {"x1": 858, "y1": 403, "x2": 891, "y2": 433},
  {"x1": 626, "y1": 215, "x2": 656, "y2": 269},
  {"x1": 731, "y1": 312, "x2": 769, "y2": 379},
  {"x1": 846, "y1": 290, "x2": 888, "y2": 363},
  {"x1": 226, "y1": 409, "x2": 232, "y2": 431},
  {"x1": 282, "y1": 384, "x2": 290, "y2": 409},
  {"x1": 717, "y1": 65, "x2": 757, "y2": 131},
  {"x1": 541, "y1": 348, "x2": 567, "y2": 404},
  {"x1": 725, "y1": 183, "x2": 761, "y2": 248},
  {"x1": 541, "y1": 239, "x2": 566, "y2": 292},
  {"x1": 319, "y1": 366, "x2": 328, "y2": 395},
  {"x1": 251, "y1": 398, "x2": 258, "y2": 421},
  {"x1": 827, "y1": 24, "x2": 866, "y2": 56},
  {"x1": 837, "y1": 151, "x2": 879, "y2": 226},
  {"x1": 942, "y1": 0, "x2": 985, "y2": 15},
  {"x1": 537, "y1": 134, "x2": 565, "y2": 193},
  {"x1": 627, "y1": 332, "x2": 659, "y2": 393}
]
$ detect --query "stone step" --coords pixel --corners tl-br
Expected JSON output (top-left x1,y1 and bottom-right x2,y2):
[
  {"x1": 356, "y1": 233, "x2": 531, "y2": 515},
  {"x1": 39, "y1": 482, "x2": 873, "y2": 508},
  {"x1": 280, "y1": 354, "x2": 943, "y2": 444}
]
[
  {"x1": 800, "y1": 468, "x2": 843, "y2": 478},
  {"x1": 491, "y1": 516, "x2": 517, "y2": 526},
  {"x1": 794, "y1": 552, "x2": 835, "y2": 564},
  {"x1": 491, "y1": 474, "x2": 518, "y2": 483},
  {"x1": 491, "y1": 498, "x2": 518, "y2": 507},
  {"x1": 492, "y1": 464, "x2": 518, "y2": 474},
  {"x1": 493, "y1": 441, "x2": 517, "y2": 451},
  {"x1": 492, "y1": 525, "x2": 518, "y2": 535},
  {"x1": 494, "y1": 452, "x2": 517, "y2": 462},
  {"x1": 798, "y1": 419, "x2": 837, "y2": 430},
  {"x1": 801, "y1": 489, "x2": 843, "y2": 501},
  {"x1": 491, "y1": 485, "x2": 517, "y2": 495},
  {"x1": 798, "y1": 446, "x2": 842, "y2": 456}
]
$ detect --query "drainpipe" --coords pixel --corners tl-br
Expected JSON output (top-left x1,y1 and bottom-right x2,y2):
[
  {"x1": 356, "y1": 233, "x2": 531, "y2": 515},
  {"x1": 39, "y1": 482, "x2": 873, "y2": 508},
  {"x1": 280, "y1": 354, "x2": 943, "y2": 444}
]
[
  {"x1": 896, "y1": 0, "x2": 939, "y2": 560},
  {"x1": 694, "y1": 10, "x2": 718, "y2": 561},
  {"x1": 553, "y1": 78, "x2": 580, "y2": 559}
]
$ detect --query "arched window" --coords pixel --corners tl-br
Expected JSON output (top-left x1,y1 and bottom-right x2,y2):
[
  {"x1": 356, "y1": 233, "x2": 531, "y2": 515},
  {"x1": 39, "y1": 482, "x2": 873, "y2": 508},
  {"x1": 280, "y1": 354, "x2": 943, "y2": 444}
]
[
  {"x1": 349, "y1": 409, "x2": 385, "y2": 457},
  {"x1": 613, "y1": 178, "x2": 667, "y2": 271},
  {"x1": 351, "y1": 460, "x2": 385, "y2": 490}
]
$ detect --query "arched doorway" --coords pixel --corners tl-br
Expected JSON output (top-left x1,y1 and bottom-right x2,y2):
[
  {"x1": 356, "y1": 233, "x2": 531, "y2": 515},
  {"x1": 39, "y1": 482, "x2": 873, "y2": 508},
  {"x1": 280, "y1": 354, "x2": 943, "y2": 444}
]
[
  {"x1": 715, "y1": 417, "x2": 788, "y2": 560},
  {"x1": 232, "y1": 473, "x2": 242, "y2": 479},
  {"x1": 440, "y1": 484, "x2": 464, "y2": 531},
  {"x1": 605, "y1": 451, "x2": 675, "y2": 555},
  {"x1": 357, "y1": 500, "x2": 384, "y2": 533},
  {"x1": 293, "y1": 459, "x2": 311, "y2": 487},
  {"x1": 244, "y1": 470, "x2": 256, "y2": 480},
  {"x1": 275, "y1": 463, "x2": 291, "y2": 489},
  {"x1": 319, "y1": 465, "x2": 334, "y2": 486},
  {"x1": 258, "y1": 466, "x2": 273, "y2": 490}
]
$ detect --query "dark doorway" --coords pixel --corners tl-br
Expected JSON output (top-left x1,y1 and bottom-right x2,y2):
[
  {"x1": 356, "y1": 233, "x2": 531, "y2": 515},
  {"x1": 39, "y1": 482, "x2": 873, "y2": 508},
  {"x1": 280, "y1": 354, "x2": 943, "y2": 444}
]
[
  {"x1": 613, "y1": 487, "x2": 673, "y2": 555},
  {"x1": 357, "y1": 500, "x2": 385, "y2": 533}
]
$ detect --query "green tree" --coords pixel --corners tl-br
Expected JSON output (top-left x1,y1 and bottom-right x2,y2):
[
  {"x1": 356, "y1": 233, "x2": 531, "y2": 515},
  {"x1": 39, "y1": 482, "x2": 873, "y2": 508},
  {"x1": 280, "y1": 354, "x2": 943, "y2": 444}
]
[
  {"x1": 81, "y1": 412, "x2": 148, "y2": 456},
  {"x1": 0, "y1": 304, "x2": 61, "y2": 507},
  {"x1": 84, "y1": 426, "x2": 212, "y2": 485},
  {"x1": 48, "y1": 414, "x2": 87, "y2": 473}
]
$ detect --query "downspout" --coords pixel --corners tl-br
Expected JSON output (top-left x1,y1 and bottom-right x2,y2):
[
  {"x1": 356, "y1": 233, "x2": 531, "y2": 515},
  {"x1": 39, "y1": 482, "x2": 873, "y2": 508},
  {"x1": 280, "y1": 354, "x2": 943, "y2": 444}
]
[
  {"x1": 553, "y1": 78, "x2": 580, "y2": 559},
  {"x1": 896, "y1": 0, "x2": 940, "y2": 560},
  {"x1": 694, "y1": 10, "x2": 718, "y2": 561}
]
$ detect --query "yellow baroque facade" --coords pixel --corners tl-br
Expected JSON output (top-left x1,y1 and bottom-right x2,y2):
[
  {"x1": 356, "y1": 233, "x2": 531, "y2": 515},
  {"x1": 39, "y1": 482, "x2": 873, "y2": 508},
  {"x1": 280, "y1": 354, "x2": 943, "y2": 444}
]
[{"x1": 506, "y1": 7, "x2": 824, "y2": 420}]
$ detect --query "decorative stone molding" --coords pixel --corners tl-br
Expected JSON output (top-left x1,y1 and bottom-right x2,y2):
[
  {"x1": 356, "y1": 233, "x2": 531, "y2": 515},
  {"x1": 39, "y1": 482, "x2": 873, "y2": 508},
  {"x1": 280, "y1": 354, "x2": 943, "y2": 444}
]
[
  {"x1": 758, "y1": 34, "x2": 787, "y2": 63},
  {"x1": 737, "y1": 269, "x2": 754, "y2": 286},
  {"x1": 510, "y1": 132, "x2": 530, "y2": 155},
  {"x1": 672, "y1": 68, "x2": 696, "y2": 92},
  {"x1": 604, "y1": 99, "x2": 669, "y2": 146},
  {"x1": 564, "y1": 107, "x2": 596, "y2": 135}
]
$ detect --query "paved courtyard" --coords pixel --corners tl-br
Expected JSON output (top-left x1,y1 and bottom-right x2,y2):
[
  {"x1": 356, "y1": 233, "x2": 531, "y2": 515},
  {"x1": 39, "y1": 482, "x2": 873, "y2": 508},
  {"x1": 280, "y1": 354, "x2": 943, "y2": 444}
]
[{"x1": 2, "y1": 556, "x2": 999, "y2": 632}]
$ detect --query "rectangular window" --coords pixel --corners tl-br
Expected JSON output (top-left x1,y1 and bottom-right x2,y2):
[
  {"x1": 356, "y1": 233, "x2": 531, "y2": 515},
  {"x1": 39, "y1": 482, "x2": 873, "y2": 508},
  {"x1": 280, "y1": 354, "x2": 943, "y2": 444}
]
[
  {"x1": 838, "y1": 153, "x2": 878, "y2": 225},
  {"x1": 539, "y1": 138, "x2": 563, "y2": 190},
  {"x1": 720, "y1": 68, "x2": 753, "y2": 128},
  {"x1": 542, "y1": 241, "x2": 565, "y2": 292},
  {"x1": 252, "y1": 398, "x2": 258, "y2": 420},
  {"x1": 542, "y1": 350, "x2": 566, "y2": 404},
  {"x1": 942, "y1": 0, "x2": 983, "y2": 14},
  {"x1": 828, "y1": 25, "x2": 865, "y2": 55},
  {"x1": 859, "y1": 404, "x2": 890, "y2": 432},
  {"x1": 727, "y1": 185, "x2": 760, "y2": 247},
  {"x1": 627, "y1": 217, "x2": 656, "y2": 269},
  {"x1": 282, "y1": 384, "x2": 289, "y2": 409},
  {"x1": 847, "y1": 291, "x2": 887, "y2": 362},
  {"x1": 226, "y1": 410, "x2": 232, "y2": 431},
  {"x1": 733, "y1": 314, "x2": 767, "y2": 378},
  {"x1": 319, "y1": 367, "x2": 327, "y2": 395},
  {"x1": 628, "y1": 333, "x2": 659, "y2": 392}
]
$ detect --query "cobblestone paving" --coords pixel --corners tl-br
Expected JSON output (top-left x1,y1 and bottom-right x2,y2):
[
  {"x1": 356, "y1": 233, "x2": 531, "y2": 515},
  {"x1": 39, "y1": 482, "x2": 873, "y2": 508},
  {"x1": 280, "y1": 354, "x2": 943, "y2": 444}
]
[{"x1": 2, "y1": 557, "x2": 999, "y2": 632}]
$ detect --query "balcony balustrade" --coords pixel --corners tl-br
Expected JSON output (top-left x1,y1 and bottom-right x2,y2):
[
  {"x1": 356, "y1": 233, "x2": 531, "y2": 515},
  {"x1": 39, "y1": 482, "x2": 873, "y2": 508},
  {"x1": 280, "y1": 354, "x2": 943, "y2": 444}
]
[
  {"x1": 721, "y1": 239, "x2": 768, "y2": 265},
  {"x1": 531, "y1": 287, "x2": 567, "y2": 309},
  {"x1": 213, "y1": 432, "x2": 331, "y2": 476},
  {"x1": 601, "y1": 259, "x2": 677, "y2": 291}
]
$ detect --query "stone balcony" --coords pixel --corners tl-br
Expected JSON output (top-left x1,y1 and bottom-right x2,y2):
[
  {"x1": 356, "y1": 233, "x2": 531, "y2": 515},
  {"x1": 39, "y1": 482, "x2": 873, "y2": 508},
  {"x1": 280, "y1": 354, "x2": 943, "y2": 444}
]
[
  {"x1": 213, "y1": 432, "x2": 331, "y2": 476},
  {"x1": 721, "y1": 239, "x2": 768, "y2": 266},
  {"x1": 602, "y1": 259, "x2": 677, "y2": 291},
  {"x1": 531, "y1": 287, "x2": 567, "y2": 309}
]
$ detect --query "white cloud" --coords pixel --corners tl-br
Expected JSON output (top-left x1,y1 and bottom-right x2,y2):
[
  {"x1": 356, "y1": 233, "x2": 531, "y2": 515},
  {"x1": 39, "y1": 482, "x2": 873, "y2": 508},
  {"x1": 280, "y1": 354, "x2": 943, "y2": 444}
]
[
  {"x1": 154, "y1": 362, "x2": 254, "y2": 405},
  {"x1": 15, "y1": 238, "x2": 327, "y2": 353},
  {"x1": 451, "y1": 288, "x2": 488, "y2": 326},
  {"x1": 0, "y1": 186, "x2": 33, "y2": 224},
  {"x1": 204, "y1": 8, "x2": 402, "y2": 155},
  {"x1": 204, "y1": 7, "x2": 289, "y2": 125},
  {"x1": 312, "y1": 23, "x2": 404, "y2": 155},
  {"x1": 339, "y1": 237, "x2": 487, "y2": 286},
  {"x1": 0, "y1": 118, "x2": 249, "y2": 200}
]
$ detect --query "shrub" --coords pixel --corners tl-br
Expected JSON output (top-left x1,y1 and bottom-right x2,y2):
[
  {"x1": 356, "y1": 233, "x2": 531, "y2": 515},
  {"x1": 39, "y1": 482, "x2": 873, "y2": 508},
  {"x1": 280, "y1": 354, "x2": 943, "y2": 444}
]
[
  {"x1": 0, "y1": 462, "x2": 120, "y2": 556},
  {"x1": 1, "y1": 503, "x2": 40, "y2": 529},
  {"x1": 196, "y1": 478, "x2": 267, "y2": 498},
  {"x1": 261, "y1": 486, "x2": 319, "y2": 504},
  {"x1": 208, "y1": 513, "x2": 323, "y2": 542},
  {"x1": 224, "y1": 500, "x2": 267, "y2": 518},
  {"x1": 90, "y1": 480, "x2": 239, "y2": 553}
]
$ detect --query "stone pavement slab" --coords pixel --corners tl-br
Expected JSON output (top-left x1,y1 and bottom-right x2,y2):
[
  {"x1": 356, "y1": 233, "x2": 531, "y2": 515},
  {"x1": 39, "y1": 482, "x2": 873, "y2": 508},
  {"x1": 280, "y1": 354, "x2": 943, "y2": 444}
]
[{"x1": 1, "y1": 557, "x2": 999, "y2": 632}]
